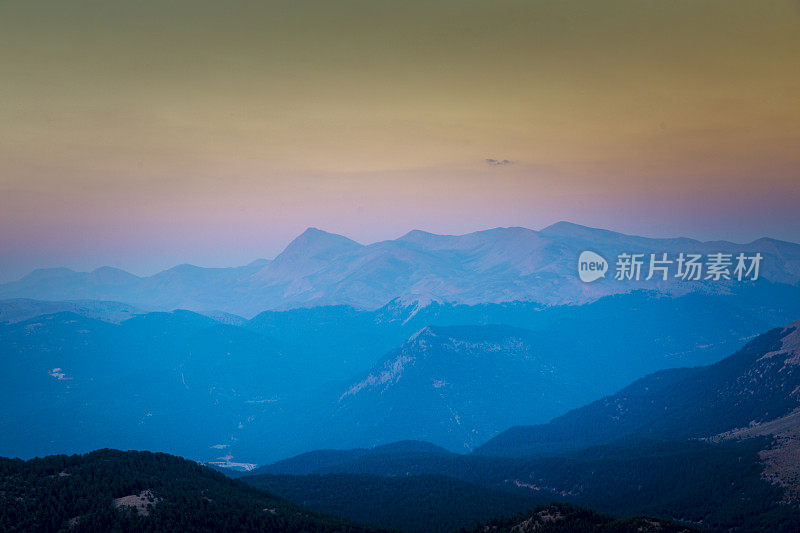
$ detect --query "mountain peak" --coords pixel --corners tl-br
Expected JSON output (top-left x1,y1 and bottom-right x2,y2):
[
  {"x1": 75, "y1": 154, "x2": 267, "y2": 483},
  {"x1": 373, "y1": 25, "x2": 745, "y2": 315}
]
[
  {"x1": 166, "y1": 263, "x2": 203, "y2": 273},
  {"x1": 261, "y1": 228, "x2": 363, "y2": 282},
  {"x1": 19, "y1": 267, "x2": 79, "y2": 283},
  {"x1": 281, "y1": 228, "x2": 362, "y2": 256},
  {"x1": 90, "y1": 266, "x2": 133, "y2": 275},
  {"x1": 88, "y1": 267, "x2": 140, "y2": 284},
  {"x1": 540, "y1": 221, "x2": 618, "y2": 238},
  {"x1": 299, "y1": 227, "x2": 355, "y2": 241},
  {"x1": 300, "y1": 226, "x2": 329, "y2": 237},
  {"x1": 397, "y1": 229, "x2": 439, "y2": 242}
]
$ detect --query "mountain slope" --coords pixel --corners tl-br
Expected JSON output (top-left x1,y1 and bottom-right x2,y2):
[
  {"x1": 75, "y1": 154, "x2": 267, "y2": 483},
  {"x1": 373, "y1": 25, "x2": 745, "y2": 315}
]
[
  {"x1": 328, "y1": 325, "x2": 583, "y2": 452},
  {"x1": 478, "y1": 318, "x2": 800, "y2": 457},
  {"x1": 0, "y1": 311, "x2": 296, "y2": 461}
]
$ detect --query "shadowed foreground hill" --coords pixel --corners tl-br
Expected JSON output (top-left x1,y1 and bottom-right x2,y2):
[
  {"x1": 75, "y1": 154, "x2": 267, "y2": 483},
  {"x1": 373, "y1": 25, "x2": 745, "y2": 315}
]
[
  {"x1": 0, "y1": 449, "x2": 377, "y2": 532},
  {"x1": 244, "y1": 437, "x2": 798, "y2": 532},
  {"x1": 244, "y1": 472, "x2": 544, "y2": 533},
  {"x1": 244, "y1": 471, "x2": 701, "y2": 532},
  {"x1": 0, "y1": 449, "x2": 698, "y2": 533},
  {"x1": 466, "y1": 503, "x2": 697, "y2": 533}
]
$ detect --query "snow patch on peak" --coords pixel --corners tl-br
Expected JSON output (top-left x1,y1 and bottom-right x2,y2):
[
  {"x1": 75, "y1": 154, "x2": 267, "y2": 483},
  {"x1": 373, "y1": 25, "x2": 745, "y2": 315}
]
[
  {"x1": 339, "y1": 354, "x2": 415, "y2": 401},
  {"x1": 409, "y1": 326, "x2": 434, "y2": 341}
]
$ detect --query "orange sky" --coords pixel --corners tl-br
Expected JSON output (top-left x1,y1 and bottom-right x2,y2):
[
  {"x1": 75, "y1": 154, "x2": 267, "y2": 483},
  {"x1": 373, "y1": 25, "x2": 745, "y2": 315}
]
[{"x1": 1, "y1": 0, "x2": 799, "y2": 280}]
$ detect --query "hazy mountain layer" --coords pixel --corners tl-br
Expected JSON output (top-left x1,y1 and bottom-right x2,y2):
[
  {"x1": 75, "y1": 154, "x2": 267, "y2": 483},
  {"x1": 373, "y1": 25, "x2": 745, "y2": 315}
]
[
  {"x1": 3, "y1": 288, "x2": 800, "y2": 463},
  {"x1": 2, "y1": 223, "x2": 799, "y2": 317},
  {"x1": 255, "y1": 286, "x2": 800, "y2": 455},
  {"x1": 253, "y1": 318, "x2": 800, "y2": 531}
]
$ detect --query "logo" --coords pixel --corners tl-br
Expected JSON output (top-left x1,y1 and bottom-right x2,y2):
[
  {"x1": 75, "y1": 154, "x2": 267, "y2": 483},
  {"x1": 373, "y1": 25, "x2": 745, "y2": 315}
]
[
  {"x1": 578, "y1": 250, "x2": 608, "y2": 283},
  {"x1": 576, "y1": 251, "x2": 762, "y2": 283}
]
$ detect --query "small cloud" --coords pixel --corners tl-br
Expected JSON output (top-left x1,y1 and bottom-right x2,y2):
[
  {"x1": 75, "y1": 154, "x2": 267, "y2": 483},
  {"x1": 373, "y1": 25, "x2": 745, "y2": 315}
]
[{"x1": 485, "y1": 158, "x2": 514, "y2": 167}]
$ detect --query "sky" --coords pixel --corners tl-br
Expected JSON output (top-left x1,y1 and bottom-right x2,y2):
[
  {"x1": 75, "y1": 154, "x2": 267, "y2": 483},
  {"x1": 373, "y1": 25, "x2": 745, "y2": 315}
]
[{"x1": 1, "y1": 0, "x2": 799, "y2": 282}]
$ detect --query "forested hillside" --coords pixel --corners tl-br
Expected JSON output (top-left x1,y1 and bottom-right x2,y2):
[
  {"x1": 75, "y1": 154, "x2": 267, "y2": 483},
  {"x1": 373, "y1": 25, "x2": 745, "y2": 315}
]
[{"x1": 0, "y1": 449, "x2": 376, "y2": 532}]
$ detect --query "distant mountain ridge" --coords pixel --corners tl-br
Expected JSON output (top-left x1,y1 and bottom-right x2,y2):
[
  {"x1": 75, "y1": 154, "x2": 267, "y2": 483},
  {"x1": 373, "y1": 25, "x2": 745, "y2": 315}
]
[
  {"x1": 0, "y1": 298, "x2": 142, "y2": 324},
  {"x1": 2, "y1": 223, "x2": 799, "y2": 317}
]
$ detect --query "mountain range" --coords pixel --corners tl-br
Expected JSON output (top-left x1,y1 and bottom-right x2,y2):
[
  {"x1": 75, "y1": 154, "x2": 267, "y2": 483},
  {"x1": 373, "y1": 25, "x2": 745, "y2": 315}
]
[
  {"x1": 3, "y1": 223, "x2": 799, "y2": 317},
  {"x1": 4, "y1": 223, "x2": 800, "y2": 530},
  {"x1": 241, "y1": 285, "x2": 800, "y2": 456},
  {"x1": 5, "y1": 281, "x2": 800, "y2": 460},
  {"x1": 241, "y1": 316, "x2": 800, "y2": 531},
  {"x1": 6, "y1": 286, "x2": 800, "y2": 463}
]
